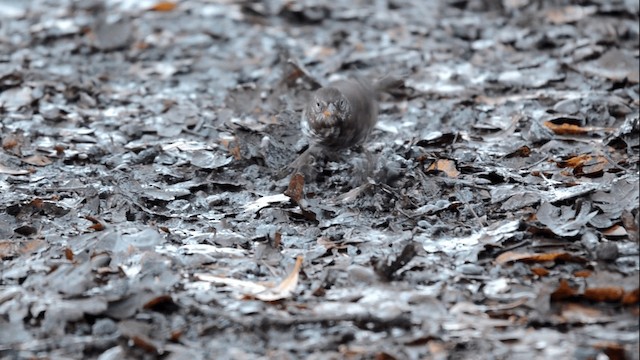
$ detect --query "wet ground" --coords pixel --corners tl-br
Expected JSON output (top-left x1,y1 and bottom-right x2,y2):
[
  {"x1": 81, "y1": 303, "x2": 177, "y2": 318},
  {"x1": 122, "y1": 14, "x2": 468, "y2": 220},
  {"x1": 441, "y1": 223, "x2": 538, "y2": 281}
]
[{"x1": 0, "y1": 0, "x2": 638, "y2": 359}]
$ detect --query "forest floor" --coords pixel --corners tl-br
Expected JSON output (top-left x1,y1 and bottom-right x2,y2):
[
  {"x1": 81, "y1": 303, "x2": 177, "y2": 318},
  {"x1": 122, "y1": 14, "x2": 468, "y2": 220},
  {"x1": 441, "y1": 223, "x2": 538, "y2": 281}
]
[{"x1": 0, "y1": 0, "x2": 638, "y2": 359}]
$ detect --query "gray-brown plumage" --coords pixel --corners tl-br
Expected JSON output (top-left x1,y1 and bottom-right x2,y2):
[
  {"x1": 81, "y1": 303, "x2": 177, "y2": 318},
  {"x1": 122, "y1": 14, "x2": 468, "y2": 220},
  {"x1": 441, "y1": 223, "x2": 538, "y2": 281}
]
[
  {"x1": 283, "y1": 76, "x2": 402, "y2": 178},
  {"x1": 302, "y1": 76, "x2": 401, "y2": 150}
]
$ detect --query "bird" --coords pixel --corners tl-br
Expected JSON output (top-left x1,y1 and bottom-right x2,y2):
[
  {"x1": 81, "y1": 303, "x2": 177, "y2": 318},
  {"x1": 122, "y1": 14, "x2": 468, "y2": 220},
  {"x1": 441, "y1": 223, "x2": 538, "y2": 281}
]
[
  {"x1": 302, "y1": 78, "x2": 378, "y2": 150},
  {"x1": 302, "y1": 76, "x2": 404, "y2": 149},
  {"x1": 284, "y1": 75, "x2": 403, "y2": 178}
]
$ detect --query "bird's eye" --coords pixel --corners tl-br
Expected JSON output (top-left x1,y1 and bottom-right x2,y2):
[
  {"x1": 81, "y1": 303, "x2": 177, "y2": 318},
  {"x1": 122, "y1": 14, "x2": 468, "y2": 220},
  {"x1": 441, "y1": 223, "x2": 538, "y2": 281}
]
[
  {"x1": 316, "y1": 102, "x2": 321, "y2": 109},
  {"x1": 339, "y1": 99, "x2": 346, "y2": 108}
]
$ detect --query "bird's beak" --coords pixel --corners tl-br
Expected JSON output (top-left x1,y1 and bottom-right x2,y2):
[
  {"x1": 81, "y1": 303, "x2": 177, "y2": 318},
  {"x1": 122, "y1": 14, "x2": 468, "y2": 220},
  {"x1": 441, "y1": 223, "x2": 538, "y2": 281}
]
[{"x1": 322, "y1": 104, "x2": 336, "y2": 118}]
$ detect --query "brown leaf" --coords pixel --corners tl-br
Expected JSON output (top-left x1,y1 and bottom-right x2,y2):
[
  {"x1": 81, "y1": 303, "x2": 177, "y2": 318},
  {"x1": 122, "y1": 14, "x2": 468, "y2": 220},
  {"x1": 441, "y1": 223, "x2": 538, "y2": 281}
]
[
  {"x1": 559, "y1": 154, "x2": 594, "y2": 168},
  {"x1": 30, "y1": 198, "x2": 44, "y2": 209},
  {"x1": 602, "y1": 225, "x2": 628, "y2": 237},
  {"x1": 84, "y1": 216, "x2": 105, "y2": 231},
  {"x1": 0, "y1": 164, "x2": 30, "y2": 175},
  {"x1": 284, "y1": 173, "x2": 305, "y2": 204},
  {"x1": 21, "y1": 155, "x2": 52, "y2": 166},
  {"x1": 220, "y1": 136, "x2": 242, "y2": 160},
  {"x1": 131, "y1": 335, "x2": 159, "y2": 354},
  {"x1": 374, "y1": 352, "x2": 398, "y2": 360},
  {"x1": 543, "y1": 121, "x2": 614, "y2": 135},
  {"x1": 551, "y1": 279, "x2": 577, "y2": 301},
  {"x1": 0, "y1": 241, "x2": 18, "y2": 259},
  {"x1": 426, "y1": 159, "x2": 459, "y2": 178},
  {"x1": 2, "y1": 136, "x2": 19, "y2": 151},
  {"x1": 496, "y1": 250, "x2": 586, "y2": 265},
  {"x1": 573, "y1": 270, "x2": 592, "y2": 278},
  {"x1": 54, "y1": 145, "x2": 65, "y2": 156},
  {"x1": 149, "y1": 1, "x2": 177, "y2": 11},
  {"x1": 593, "y1": 342, "x2": 626, "y2": 360},
  {"x1": 20, "y1": 239, "x2": 45, "y2": 255},
  {"x1": 583, "y1": 286, "x2": 625, "y2": 302},
  {"x1": 557, "y1": 154, "x2": 610, "y2": 176},
  {"x1": 505, "y1": 145, "x2": 531, "y2": 158},
  {"x1": 530, "y1": 267, "x2": 549, "y2": 276},
  {"x1": 546, "y1": 5, "x2": 596, "y2": 24},
  {"x1": 64, "y1": 247, "x2": 74, "y2": 261},
  {"x1": 621, "y1": 288, "x2": 639, "y2": 305},
  {"x1": 170, "y1": 329, "x2": 183, "y2": 342},
  {"x1": 317, "y1": 236, "x2": 349, "y2": 250},
  {"x1": 229, "y1": 143, "x2": 242, "y2": 160},
  {"x1": 560, "y1": 302, "x2": 605, "y2": 322},
  {"x1": 143, "y1": 295, "x2": 175, "y2": 310},
  {"x1": 273, "y1": 232, "x2": 282, "y2": 247},
  {"x1": 255, "y1": 256, "x2": 303, "y2": 301}
]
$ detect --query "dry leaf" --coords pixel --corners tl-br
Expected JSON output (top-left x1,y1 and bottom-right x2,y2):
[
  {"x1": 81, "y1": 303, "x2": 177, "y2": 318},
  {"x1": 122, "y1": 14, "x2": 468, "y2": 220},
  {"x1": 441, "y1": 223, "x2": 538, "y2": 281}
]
[
  {"x1": 284, "y1": 173, "x2": 305, "y2": 203},
  {"x1": 131, "y1": 335, "x2": 159, "y2": 354},
  {"x1": 496, "y1": 250, "x2": 586, "y2": 265},
  {"x1": 426, "y1": 159, "x2": 460, "y2": 178},
  {"x1": 0, "y1": 241, "x2": 19, "y2": 259},
  {"x1": 255, "y1": 256, "x2": 303, "y2": 301},
  {"x1": 546, "y1": 5, "x2": 597, "y2": 24},
  {"x1": 530, "y1": 267, "x2": 550, "y2": 276},
  {"x1": 2, "y1": 136, "x2": 19, "y2": 150},
  {"x1": 543, "y1": 121, "x2": 614, "y2": 135},
  {"x1": 593, "y1": 342, "x2": 626, "y2": 360},
  {"x1": 602, "y1": 225, "x2": 628, "y2": 237},
  {"x1": 621, "y1": 288, "x2": 639, "y2": 304},
  {"x1": 573, "y1": 270, "x2": 592, "y2": 278},
  {"x1": 505, "y1": 145, "x2": 531, "y2": 158},
  {"x1": 195, "y1": 274, "x2": 270, "y2": 294},
  {"x1": 143, "y1": 295, "x2": 175, "y2": 309},
  {"x1": 64, "y1": 247, "x2": 74, "y2": 261},
  {"x1": 22, "y1": 154, "x2": 52, "y2": 166},
  {"x1": 195, "y1": 257, "x2": 304, "y2": 302},
  {"x1": 557, "y1": 154, "x2": 610, "y2": 176},
  {"x1": 551, "y1": 279, "x2": 577, "y2": 301},
  {"x1": 583, "y1": 286, "x2": 625, "y2": 302},
  {"x1": 20, "y1": 239, "x2": 46, "y2": 255},
  {"x1": 84, "y1": 216, "x2": 105, "y2": 231},
  {"x1": 243, "y1": 193, "x2": 290, "y2": 213},
  {"x1": 560, "y1": 302, "x2": 605, "y2": 323},
  {"x1": 0, "y1": 164, "x2": 29, "y2": 175},
  {"x1": 149, "y1": 1, "x2": 177, "y2": 12}
]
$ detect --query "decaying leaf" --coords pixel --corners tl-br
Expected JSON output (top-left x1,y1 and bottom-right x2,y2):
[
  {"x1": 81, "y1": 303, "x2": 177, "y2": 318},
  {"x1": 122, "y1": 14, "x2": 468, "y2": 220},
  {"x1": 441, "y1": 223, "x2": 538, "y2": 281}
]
[
  {"x1": 284, "y1": 173, "x2": 305, "y2": 203},
  {"x1": 426, "y1": 159, "x2": 460, "y2": 178},
  {"x1": 84, "y1": 215, "x2": 105, "y2": 231},
  {"x1": 243, "y1": 193, "x2": 290, "y2": 213},
  {"x1": 543, "y1": 121, "x2": 615, "y2": 136},
  {"x1": 0, "y1": 164, "x2": 30, "y2": 175},
  {"x1": 530, "y1": 267, "x2": 550, "y2": 276},
  {"x1": 149, "y1": 1, "x2": 177, "y2": 12},
  {"x1": 557, "y1": 154, "x2": 611, "y2": 177},
  {"x1": 254, "y1": 256, "x2": 303, "y2": 301},
  {"x1": 194, "y1": 256, "x2": 303, "y2": 302},
  {"x1": 545, "y1": 5, "x2": 597, "y2": 24},
  {"x1": 550, "y1": 279, "x2": 639, "y2": 304},
  {"x1": 21, "y1": 155, "x2": 52, "y2": 166},
  {"x1": 551, "y1": 279, "x2": 578, "y2": 301},
  {"x1": 496, "y1": 251, "x2": 587, "y2": 265},
  {"x1": 583, "y1": 287, "x2": 625, "y2": 302}
]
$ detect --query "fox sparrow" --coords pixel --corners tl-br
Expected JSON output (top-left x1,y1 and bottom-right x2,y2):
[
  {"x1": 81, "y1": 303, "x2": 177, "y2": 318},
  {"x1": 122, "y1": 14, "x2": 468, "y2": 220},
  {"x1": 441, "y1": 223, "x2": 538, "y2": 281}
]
[{"x1": 284, "y1": 76, "x2": 402, "y2": 177}]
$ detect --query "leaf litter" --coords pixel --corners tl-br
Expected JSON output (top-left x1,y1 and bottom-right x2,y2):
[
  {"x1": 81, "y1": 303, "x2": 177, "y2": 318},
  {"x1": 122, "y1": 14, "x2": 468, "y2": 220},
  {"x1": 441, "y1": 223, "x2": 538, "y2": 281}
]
[{"x1": 0, "y1": 0, "x2": 638, "y2": 359}]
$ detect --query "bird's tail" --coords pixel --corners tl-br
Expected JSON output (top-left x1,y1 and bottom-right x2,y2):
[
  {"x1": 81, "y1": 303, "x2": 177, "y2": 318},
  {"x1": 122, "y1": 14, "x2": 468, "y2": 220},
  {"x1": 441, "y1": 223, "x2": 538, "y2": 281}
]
[{"x1": 373, "y1": 75, "x2": 405, "y2": 93}]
